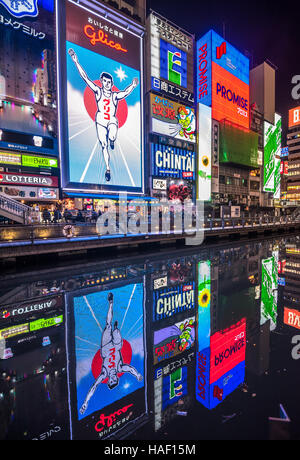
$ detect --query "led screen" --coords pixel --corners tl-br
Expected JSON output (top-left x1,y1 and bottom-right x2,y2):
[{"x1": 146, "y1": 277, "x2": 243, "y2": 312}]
[
  {"x1": 284, "y1": 308, "x2": 300, "y2": 330},
  {"x1": 60, "y1": 0, "x2": 144, "y2": 194},
  {"x1": 0, "y1": 0, "x2": 58, "y2": 155}
]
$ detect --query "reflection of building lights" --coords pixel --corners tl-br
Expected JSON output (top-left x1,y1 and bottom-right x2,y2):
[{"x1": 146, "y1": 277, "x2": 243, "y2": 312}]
[{"x1": 0, "y1": 129, "x2": 2, "y2": 140}]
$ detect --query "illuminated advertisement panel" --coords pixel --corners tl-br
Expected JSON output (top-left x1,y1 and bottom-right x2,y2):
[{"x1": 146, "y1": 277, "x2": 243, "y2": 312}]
[
  {"x1": 0, "y1": 0, "x2": 58, "y2": 155},
  {"x1": 196, "y1": 261, "x2": 246, "y2": 410},
  {"x1": 153, "y1": 283, "x2": 195, "y2": 322},
  {"x1": 22, "y1": 154, "x2": 58, "y2": 168},
  {"x1": 67, "y1": 281, "x2": 147, "y2": 440},
  {"x1": 289, "y1": 107, "x2": 300, "y2": 128},
  {"x1": 211, "y1": 62, "x2": 250, "y2": 129},
  {"x1": 0, "y1": 172, "x2": 58, "y2": 187},
  {"x1": 149, "y1": 13, "x2": 194, "y2": 105},
  {"x1": 151, "y1": 143, "x2": 195, "y2": 180},
  {"x1": 264, "y1": 114, "x2": 282, "y2": 194},
  {"x1": 196, "y1": 30, "x2": 250, "y2": 125},
  {"x1": 284, "y1": 308, "x2": 300, "y2": 330},
  {"x1": 154, "y1": 355, "x2": 194, "y2": 432},
  {"x1": 153, "y1": 315, "x2": 195, "y2": 365},
  {"x1": 60, "y1": 0, "x2": 144, "y2": 194},
  {"x1": 260, "y1": 255, "x2": 278, "y2": 327},
  {"x1": 151, "y1": 94, "x2": 196, "y2": 144},
  {"x1": 198, "y1": 104, "x2": 212, "y2": 201},
  {"x1": 0, "y1": 152, "x2": 21, "y2": 165},
  {"x1": 0, "y1": 185, "x2": 59, "y2": 201}
]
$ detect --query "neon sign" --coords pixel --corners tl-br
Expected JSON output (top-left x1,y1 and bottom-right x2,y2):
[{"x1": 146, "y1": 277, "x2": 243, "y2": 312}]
[
  {"x1": 94, "y1": 404, "x2": 133, "y2": 432},
  {"x1": 83, "y1": 25, "x2": 128, "y2": 53}
]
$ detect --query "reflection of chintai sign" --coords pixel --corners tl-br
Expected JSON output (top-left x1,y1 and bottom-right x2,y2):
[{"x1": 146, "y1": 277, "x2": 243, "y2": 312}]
[
  {"x1": 151, "y1": 143, "x2": 195, "y2": 180},
  {"x1": 153, "y1": 285, "x2": 195, "y2": 321}
]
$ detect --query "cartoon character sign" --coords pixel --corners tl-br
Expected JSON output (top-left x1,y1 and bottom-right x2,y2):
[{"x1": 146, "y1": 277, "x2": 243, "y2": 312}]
[
  {"x1": 177, "y1": 106, "x2": 196, "y2": 142},
  {"x1": 0, "y1": 0, "x2": 39, "y2": 17},
  {"x1": 63, "y1": 1, "x2": 143, "y2": 192},
  {"x1": 68, "y1": 49, "x2": 139, "y2": 183}
]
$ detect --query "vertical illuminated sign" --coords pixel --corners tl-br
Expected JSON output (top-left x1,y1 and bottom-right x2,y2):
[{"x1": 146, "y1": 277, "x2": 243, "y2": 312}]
[
  {"x1": 198, "y1": 104, "x2": 212, "y2": 201},
  {"x1": 59, "y1": 0, "x2": 144, "y2": 194},
  {"x1": 261, "y1": 254, "x2": 278, "y2": 327},
  {"x1": 289, "y1": 107, "x2": 300, "y2": 128},
  {"x1": 264, "y1": 114, "x2": 282, "y2": 195},
  {"x1": 149, "y1": 13, "x2": 194, "y2": 104}
]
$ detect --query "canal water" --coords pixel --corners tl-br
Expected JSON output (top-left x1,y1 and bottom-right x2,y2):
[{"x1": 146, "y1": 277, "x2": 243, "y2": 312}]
[{"x1": 0, "y1": 234, "x2": 299, "y2": 441}]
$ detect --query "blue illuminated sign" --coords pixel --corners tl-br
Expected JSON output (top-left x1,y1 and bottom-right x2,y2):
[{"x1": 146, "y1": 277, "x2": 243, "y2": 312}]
[
  {"x1": 151, "y1": 143, "x2": 195, "y2": 180},
  {"x1": 160, "y1": 39, "x2": 188, "y2": 89}
]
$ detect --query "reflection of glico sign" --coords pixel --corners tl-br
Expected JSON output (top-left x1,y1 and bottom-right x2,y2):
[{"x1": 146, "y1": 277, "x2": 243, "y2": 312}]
[
  {"x1": 156, "y1": 289, "x2": 194, "y2": 318},
  {"x1": 94, "y1": 404, "x2": 133, "y2": 434},
  {"x1": 83, "y1": 25, "x2": 128, "y2": 53}
]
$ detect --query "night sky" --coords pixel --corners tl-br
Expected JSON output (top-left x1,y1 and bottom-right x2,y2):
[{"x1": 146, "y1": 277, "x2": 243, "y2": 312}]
[{"x1": 148, "y1": 0, "x2": 300, "y2": 140}]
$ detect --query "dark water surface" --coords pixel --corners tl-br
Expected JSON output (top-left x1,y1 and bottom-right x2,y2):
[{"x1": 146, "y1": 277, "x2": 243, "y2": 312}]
[{"x1": 0, "y1": 235, "x2": 299, "y2": 441}]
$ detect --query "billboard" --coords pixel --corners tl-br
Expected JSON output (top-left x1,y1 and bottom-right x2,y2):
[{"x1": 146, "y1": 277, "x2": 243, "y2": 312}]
[
  {"x1": 289, "y1": 107, "x2": 300, "y2": 128},
  {"x1": 196, "y1": 30, "x2": 250, "y2": 129},
  {"x1": 151, "y1": 94, "x2": 196, "y2": 144},
  {"x1": 261, "y1": 255, "x2": 278, "y2": 327},
  {"x1": 0, "y1": 0, "x2": 58, "y2": 155},
  {"x1": 284, "y1": 308, "x2": 300, "y2": 330},
  {"x1": 196, "y1": 261, "x2": 246, "y2": 410},
  {"x1": 153, "y1": 283, "x2": 195, "y2": 322},
  {"x1": 67, "y1": 281, "x2": 147, "y2": 440},
  {"x1": 149, "y1": 13, "x2": 194, "y2": 105},
  {"x1": 264, "y1": 114, "x2": 282, "y2": 194},
  {"x1": 219, "y1": 121, "x2": 259, "y2": 168},
  {"x1": 153, "y1": 315, "x2": 195, "y2": 365},
  {"x1": 154, "y1": 355, "x2": 194, "y2": 432},
  {"x1": 151, "y1": 143, "x2": 195, "y2": 180},
  {"x1": 198, "y1": 104, "x2": 212, "y2": 201},
  {"x1": 60, "y1": 0, "x2": 144, "y2": 194}
]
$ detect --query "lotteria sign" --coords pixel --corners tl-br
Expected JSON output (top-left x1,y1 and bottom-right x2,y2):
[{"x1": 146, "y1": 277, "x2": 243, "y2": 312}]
[
  {"x1": 197, "y1": 30, "x2": 250, "y2": 129},
  {"x1": 0, "y1": 172, "x2": 58, "y2": 187},
  {"x1": 151, "y1": 143, "x2": 195, "y2": 180}
]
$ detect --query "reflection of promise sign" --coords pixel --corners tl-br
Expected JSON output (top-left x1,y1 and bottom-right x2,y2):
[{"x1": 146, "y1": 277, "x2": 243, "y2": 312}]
[
  {"x1": 0, "y1": 172, "x2": 58, "y2": 187},
  {"x1": 151, "y1": 94, "x2": 196, "y2": 144},
  {"x1": 151, "y1": 143, "x2": 195, "y2": 180}
]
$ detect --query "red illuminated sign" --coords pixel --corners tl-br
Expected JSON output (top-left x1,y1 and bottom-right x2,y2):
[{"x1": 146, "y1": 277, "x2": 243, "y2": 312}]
[
  {"x1": 289, "y1": 107, "x2": 300, "y2": 128},
  {"x1": 84, "y1": 25, "x2": 128, "y2": 53},
  {"x1": 212, "y1": 62, "x2": 250, "y2": 129},
  {"x1": 284, "y1": 308, "x2": 300, "y2": 330},
  {"x1": 216, "y1": 42, "x2": 227, "y2": 59},
  {"x1": 210, "y1": 319, "x2": 246, "y2": 384},
  {"x1": 94, "y1": 404, "x2": 134, "y2": 432}
]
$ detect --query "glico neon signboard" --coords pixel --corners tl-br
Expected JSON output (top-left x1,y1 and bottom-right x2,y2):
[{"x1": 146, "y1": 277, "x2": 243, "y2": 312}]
[
  {"x1": 58, "y1": 0, "x2": 144, "y2": 195},
  {"x1": 196, "y1": 30, "x2": 250, "y2": 129}
]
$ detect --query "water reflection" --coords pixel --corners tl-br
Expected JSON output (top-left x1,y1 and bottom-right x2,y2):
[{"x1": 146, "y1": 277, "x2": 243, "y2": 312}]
[{"x1": 0, "y1": 236, "x2": 299, "y2": 440}]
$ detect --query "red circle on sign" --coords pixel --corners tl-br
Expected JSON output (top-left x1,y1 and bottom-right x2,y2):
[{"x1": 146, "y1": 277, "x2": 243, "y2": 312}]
[
  {"x1": 91, "y1": 340, "x2": 132, "y2": 384},
  {"x1": 83, "y1": 81, "x2": 128, "y2": 128}
]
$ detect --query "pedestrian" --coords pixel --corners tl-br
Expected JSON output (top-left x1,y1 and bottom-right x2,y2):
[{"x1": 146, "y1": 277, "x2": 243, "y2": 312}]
[
  {"x1": 53, "y1": 208, "x2": 62, "y2": 224},
  {"x1": 42, "y1": 208, "x2": 51, "y2": 224}
]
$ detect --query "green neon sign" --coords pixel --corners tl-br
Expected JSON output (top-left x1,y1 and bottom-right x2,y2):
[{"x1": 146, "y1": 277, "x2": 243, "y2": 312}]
[
  {"x1": 22, "y1": 155, "x2": 58, "y2": 169},
  {"x1": 30, "y1": 315, "x2": 63, "y2": 332}
]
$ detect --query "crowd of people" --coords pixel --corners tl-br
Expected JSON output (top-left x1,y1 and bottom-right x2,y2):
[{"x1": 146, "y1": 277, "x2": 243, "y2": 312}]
[{"x1": 41, "y1": 208, "x2": 100, "y2": 225}]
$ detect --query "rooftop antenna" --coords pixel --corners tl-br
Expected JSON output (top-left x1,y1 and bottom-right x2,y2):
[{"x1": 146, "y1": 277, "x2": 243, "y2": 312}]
[{"x1": 222, "y1": 22, "x2": 226, "y2": 40}]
